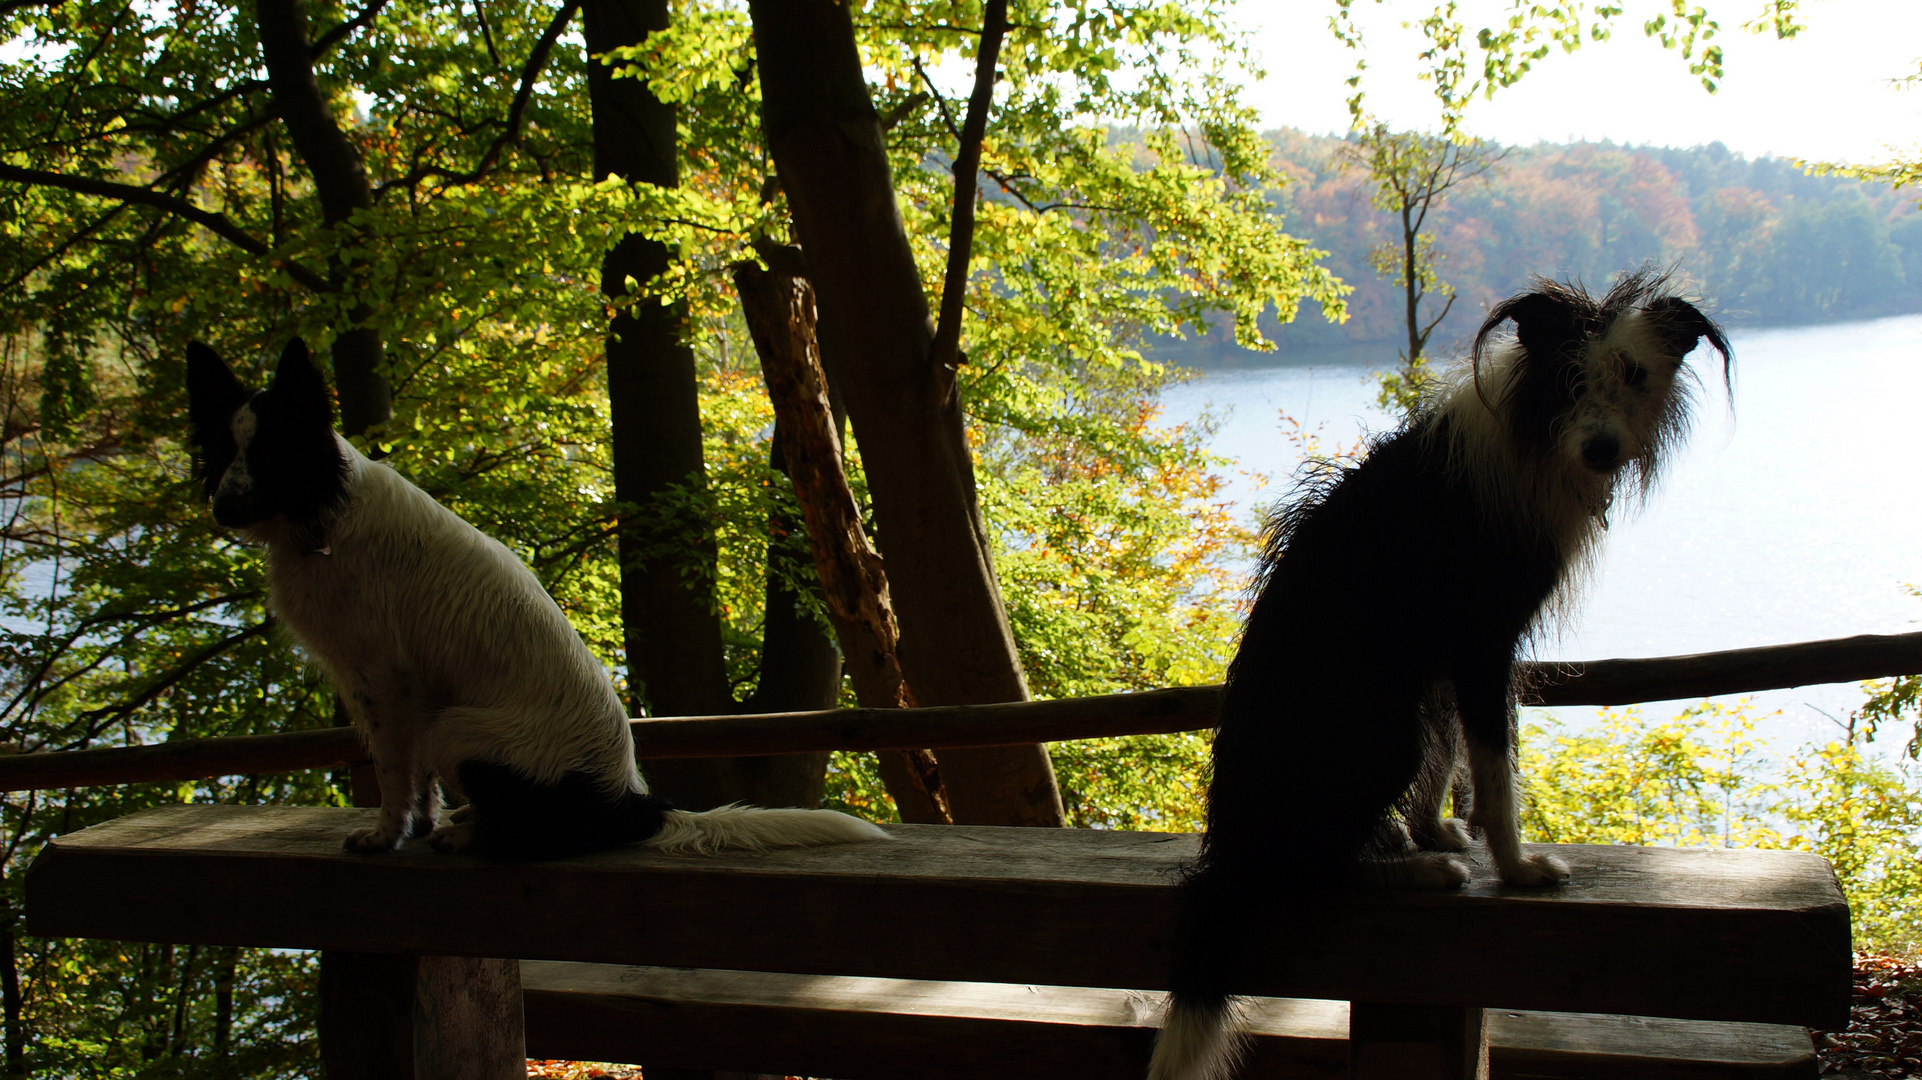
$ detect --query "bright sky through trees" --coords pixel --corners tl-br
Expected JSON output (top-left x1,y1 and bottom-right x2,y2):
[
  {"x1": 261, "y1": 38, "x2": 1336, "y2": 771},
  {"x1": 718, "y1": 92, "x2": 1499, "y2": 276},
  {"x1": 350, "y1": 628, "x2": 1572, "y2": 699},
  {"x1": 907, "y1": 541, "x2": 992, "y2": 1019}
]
[{"x1": 1235, "y1": 1, "x2": 1922, "y2": 165}]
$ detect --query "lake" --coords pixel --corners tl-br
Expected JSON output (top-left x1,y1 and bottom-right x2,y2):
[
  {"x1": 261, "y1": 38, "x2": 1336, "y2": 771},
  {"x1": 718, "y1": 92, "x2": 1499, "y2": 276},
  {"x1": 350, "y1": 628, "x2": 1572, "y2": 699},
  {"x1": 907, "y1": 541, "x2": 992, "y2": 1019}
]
[{"x1": 1158, "y1": 313, "x2": 1922, "y2": 753}]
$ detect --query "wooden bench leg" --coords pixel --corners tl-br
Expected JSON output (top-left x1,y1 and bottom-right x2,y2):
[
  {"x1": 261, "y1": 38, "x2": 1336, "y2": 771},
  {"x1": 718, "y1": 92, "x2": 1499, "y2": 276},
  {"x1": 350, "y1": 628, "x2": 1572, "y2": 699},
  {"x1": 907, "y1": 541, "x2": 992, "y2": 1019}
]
[
  {"x1": 320, "y1": 952, "x2": 524, "y2": 1080},
  {"x1": 1350, "y1": 1002, "x2": 1489, "y2": 1080}
]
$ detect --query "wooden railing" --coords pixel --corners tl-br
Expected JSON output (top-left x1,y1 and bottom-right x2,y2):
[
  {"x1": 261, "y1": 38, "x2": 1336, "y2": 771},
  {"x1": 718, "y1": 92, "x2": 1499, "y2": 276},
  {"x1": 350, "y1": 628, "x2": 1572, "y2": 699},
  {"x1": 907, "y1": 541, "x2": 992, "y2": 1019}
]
[{"x1": 2, "y1": 629, "x2": 1916, "y2": 793}]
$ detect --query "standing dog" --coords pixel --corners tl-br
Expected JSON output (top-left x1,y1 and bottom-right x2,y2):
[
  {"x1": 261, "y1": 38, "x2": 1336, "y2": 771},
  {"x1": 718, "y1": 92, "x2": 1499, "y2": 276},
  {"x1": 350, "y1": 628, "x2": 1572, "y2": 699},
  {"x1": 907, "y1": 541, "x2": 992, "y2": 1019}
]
[
  {"x1": 1149, "y1": 271, "x2": 1730, "y2": 1080},
  {"x1": 185, "y1": 338, "x2": 888, "y2": 858}
]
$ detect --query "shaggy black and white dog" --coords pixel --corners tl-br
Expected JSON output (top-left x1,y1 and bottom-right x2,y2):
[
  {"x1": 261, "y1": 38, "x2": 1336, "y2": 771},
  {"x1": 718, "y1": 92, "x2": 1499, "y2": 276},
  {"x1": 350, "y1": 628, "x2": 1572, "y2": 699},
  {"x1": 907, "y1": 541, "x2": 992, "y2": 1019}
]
[
  {"x1": 185, "y1": 338, "x2": 888, "y2": 858},
  {"x1": 1149, "y1": 271, "x2": 1731, "y2": 1080}
]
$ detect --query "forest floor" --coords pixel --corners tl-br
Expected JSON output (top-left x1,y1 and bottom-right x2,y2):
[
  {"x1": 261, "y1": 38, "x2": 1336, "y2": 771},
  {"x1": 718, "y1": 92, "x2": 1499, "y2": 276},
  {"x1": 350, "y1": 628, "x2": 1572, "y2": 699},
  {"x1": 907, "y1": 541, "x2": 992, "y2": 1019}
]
[
  {"x1": 1819, "y1": 953, "x2": 1922, "y2": 1078},
  {"x1": 526, "y1": 1064, "x2": 642, "y2": 1079},
  {"x1": 526, "y1": 955, "x2": 1922, "y2": 1080}
]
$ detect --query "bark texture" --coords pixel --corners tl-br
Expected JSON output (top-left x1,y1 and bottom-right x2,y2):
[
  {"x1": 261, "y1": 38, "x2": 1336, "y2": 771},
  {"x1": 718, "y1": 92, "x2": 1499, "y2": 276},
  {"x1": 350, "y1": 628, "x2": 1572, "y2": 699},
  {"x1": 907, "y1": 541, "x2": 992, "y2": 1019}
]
[
  {"x1": 749, "y1": 0, "x2": 1062, "y2": 826},
  {"x1": 734, "y1": 254, "x2": 951, "y2": 824},
  {"x1": 254, "y1": 0, "x2": 389, "y2": 435},
  {"x1": 585, "y1": 0, "x2": 826, "y2": 811}
]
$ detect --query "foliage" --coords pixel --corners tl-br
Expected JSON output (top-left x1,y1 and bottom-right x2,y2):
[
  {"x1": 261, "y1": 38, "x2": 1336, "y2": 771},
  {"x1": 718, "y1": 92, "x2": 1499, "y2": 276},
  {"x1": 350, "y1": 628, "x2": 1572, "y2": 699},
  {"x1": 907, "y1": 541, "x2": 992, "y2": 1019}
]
[
  {"x1": 0, "y1": 0, "x2": 1341, "y2": 1067},
  {"x1": 1855, "y1": 585, "x2": 1922, "y2": 762},
  {"x1": 1328, "y1": 0, "x2": 1804, "y2": 134},
  {"x1": 1334, "y1": 124, "x2": 1502, "y2": 415},
  {"x1": 1861, "y1": 672, "x2": 1922, "y2": 761},
  {"x1": 1522, "y1": 701, "x2": 1922, "y2": 955},
  {"x1": 1053, "y1": 731, "x2": 1210, "y2": 832},
  {"x1": 1155, "y1": 131, "x2": 1922, "y2": 365}
]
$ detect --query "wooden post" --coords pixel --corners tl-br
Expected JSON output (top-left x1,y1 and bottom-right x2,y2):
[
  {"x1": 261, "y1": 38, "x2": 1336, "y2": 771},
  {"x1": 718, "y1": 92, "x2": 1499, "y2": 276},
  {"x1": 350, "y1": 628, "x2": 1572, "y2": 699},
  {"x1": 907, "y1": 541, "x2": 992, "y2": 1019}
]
[
  {"x1": 321, "y1": 763, "x2": 525, "y2": 1079},
  {"x1": 1349, "y1": 1002, "x2": 1488, "y2": 1080},
  {"x1": 319, "y1": 953, "x2": 525, "y2": 1080}
]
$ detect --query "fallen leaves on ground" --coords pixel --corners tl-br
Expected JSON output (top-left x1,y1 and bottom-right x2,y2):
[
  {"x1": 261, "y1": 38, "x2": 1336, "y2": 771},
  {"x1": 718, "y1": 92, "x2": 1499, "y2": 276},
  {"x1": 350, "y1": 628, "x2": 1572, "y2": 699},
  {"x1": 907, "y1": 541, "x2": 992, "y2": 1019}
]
[
  {"x1": 1818, "y1": 953, "x2": 1922, "y2": 1078},
  {"x1": 525, "y1": 1062, "x2": 643, "y2": 1079}
]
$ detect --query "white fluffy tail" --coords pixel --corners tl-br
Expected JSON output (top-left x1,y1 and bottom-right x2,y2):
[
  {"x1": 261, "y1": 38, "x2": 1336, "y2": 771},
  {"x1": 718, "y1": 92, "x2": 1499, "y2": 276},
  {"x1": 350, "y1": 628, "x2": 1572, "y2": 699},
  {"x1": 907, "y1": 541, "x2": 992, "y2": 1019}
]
[
  {"x1": 647, "y1": 803, "x2": 890, "y2": 855},
  {"x1": 1148, "y1": 995, "x2": 1248, "y2": 1080}
]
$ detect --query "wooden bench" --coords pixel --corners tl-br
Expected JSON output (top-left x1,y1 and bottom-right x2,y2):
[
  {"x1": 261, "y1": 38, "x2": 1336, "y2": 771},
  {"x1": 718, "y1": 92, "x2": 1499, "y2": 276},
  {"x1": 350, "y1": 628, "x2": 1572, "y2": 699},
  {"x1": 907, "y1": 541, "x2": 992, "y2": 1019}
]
[
  {"x1": 520, "y1": 962, "x2": 1823, "y2": 1079},
  {"x1": 26, "y1": 805, "x2": 1850, "y2": 1080}
]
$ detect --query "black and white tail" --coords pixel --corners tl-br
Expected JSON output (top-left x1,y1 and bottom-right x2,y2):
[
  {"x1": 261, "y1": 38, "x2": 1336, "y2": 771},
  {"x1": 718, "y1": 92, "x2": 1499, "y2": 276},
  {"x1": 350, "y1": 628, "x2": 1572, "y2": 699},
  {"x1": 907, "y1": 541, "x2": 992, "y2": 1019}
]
[{"x1": 650, "y1": 803, "x2": 892, "y2": 854}]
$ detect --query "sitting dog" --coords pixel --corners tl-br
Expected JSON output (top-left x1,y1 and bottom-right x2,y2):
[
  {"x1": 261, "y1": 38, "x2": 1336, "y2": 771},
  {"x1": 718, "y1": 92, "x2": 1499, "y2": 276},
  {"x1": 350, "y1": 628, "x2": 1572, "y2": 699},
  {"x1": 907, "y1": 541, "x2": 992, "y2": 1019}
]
[
  {"x1": 186, "y1": 338, "x2": 888, "y2": 858},
  {"x1": 1149, "y1": 270, "x2": 1731, "y2": 1080}
]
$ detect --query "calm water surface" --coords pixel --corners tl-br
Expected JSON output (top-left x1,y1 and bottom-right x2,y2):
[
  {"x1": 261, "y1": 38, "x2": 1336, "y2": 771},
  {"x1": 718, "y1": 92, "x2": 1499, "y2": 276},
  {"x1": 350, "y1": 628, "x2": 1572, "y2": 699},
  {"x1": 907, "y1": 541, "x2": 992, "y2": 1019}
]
[{"x1": 1159, "y1": 313, "x2": 1922, "y2": 751}]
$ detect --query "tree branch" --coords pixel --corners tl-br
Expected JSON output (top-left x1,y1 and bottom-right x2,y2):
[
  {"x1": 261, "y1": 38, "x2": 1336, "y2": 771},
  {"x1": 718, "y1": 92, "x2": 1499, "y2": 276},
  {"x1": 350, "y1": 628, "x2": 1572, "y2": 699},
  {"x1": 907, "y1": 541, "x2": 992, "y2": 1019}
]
[
  {"x1": 309, "y1": 0, "x2": 392, "y2": 57},
  {"x1": 927, "y1": 0, "x2": 1008, "y2": 389},
  {"x1": 374, "y1": 0, "x2": 581, "y2": 196},
  {"x1": 0, "y1": 163, "x2": 333, "y2": 292},
  {"x1": 75, "y1": 621, "x2": 274, "y2": 741}
]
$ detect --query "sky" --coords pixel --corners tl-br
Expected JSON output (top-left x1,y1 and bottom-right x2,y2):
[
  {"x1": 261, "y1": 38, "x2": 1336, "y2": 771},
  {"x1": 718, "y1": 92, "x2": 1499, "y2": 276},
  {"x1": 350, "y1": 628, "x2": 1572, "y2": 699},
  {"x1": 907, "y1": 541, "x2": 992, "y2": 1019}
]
[{"x1": 1230, "y1": 1, "x2": 1922, "y2": 166}]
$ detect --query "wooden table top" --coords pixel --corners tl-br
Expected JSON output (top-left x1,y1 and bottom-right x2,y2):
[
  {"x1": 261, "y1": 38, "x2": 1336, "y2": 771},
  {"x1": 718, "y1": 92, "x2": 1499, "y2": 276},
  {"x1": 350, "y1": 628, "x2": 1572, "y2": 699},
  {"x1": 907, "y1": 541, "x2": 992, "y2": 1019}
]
[{"x1": 26, "y1": 805, "x2": 1851, "y2": 1028}]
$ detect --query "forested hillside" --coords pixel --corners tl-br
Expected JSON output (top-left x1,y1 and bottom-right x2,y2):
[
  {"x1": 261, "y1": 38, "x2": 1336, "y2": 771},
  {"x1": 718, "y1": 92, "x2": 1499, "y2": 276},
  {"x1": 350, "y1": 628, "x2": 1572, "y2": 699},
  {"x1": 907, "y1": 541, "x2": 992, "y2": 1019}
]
[{"x1": 1165, "y1": 130, "x2": 1922, "y2": 361}]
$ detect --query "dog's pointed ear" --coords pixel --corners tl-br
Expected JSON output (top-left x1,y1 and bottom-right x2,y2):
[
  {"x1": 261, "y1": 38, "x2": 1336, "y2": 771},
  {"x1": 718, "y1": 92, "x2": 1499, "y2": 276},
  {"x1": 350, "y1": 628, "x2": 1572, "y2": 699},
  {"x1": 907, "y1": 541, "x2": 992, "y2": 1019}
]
[
  {"x1": 186, "y1": 342, "x2": 248, "y2": 447},
  {"x1": 1641, "y1": 295, "x2": 1733, "y2": 375},
  {"x1": 270, "y1": 338, "x2": 336, "y2": 428}
]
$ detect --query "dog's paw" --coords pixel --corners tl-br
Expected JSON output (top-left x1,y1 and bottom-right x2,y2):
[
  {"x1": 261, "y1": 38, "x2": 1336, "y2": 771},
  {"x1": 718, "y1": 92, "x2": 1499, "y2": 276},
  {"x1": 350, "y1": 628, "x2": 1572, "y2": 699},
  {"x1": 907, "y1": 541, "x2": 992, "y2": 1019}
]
[
  {"x1": 447, "y1": 804, "x2": 474, "y2": 824},
  {"x1": 1498, "y1": 851, "x2": 1571, "y2": 888},
  {"x1": 1413, "y1": 817, "x2": 1472, "y2": 852},
  {"x1": 343, "y1": 826, "x2": 401, "y2": 854},
  {"x1": 1407, "y1": 853, "x2": 1472, "y2": 890},
  {"x1": 1366, "y1": 852, "x2": 1470, "y2": 890},
  {"x1": 406, "y1": 815, "x2": 438, "y2": 840},
  {"x1": 427, "y1": 822, "x2": 479, "y2": 854}
]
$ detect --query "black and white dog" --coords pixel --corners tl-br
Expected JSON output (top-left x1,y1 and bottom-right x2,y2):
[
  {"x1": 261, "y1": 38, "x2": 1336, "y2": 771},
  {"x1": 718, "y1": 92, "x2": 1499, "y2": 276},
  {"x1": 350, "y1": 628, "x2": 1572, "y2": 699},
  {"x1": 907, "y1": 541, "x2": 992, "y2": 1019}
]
[
  {"x1": 185, "y1": 338, "x2": 888, "y2": 858},
  {"x1": 1149, "y1": 271, "x2": 1731, "y2": 1080}
]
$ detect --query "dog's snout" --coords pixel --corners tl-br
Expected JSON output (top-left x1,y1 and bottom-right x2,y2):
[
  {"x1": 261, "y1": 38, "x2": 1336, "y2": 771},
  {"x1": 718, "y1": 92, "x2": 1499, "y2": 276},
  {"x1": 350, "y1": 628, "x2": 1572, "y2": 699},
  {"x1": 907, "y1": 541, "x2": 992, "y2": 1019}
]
[
  {"x1": 1580, "y1": 434, "x2": 1621, "y2": 471},
  {"x1": 211, "y1": 491, "x2": 259, "y2": 528}
]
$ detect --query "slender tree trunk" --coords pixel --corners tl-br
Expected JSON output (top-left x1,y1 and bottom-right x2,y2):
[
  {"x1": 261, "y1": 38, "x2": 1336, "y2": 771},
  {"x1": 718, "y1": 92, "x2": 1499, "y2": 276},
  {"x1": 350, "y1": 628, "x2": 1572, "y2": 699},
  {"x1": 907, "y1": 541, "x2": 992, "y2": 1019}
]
[
  {"x1": 167, "y1": 943, "x2": 197, "y2": 1055},
  {"x1": 212, "y1": 946, "x2": 237, "y2": 1057},
  {"x1": 1403, "y1": 205, "x2": 1422, "y2": 363},
  {"x1": 255, "y1": 0, "x2": 389, "y2": 435},
  {"x1": 584, "y1": 0, "x2": 825, "y2": 811},
  {"x1": 735, "y1": 255, "x2": 951, "y2": 823},
  {"x1": 0, "y1": 903, "x2": 24, "y2": 1075},
  {"x1": 718, "y1": 422, "x2": 839, "y2": 809},
  {"x1": 749, "y1": 0, "x2": 1063, "y2": 826}
]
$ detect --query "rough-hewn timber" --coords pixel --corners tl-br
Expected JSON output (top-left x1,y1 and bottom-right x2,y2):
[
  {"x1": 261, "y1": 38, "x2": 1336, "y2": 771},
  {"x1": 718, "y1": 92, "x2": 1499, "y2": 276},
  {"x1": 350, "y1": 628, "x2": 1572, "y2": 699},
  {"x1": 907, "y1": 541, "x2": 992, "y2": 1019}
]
[{"x1": 26, "y1": 805, "x2": 1851, "y2": 1029}]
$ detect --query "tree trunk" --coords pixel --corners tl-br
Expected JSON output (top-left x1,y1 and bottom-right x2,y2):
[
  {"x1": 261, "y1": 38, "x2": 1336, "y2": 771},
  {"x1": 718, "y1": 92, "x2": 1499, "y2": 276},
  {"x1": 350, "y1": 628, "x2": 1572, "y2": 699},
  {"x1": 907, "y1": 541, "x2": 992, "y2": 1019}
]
[
  {"x1": 0, "y1": 903, "x2": 22, "y2": 1075},
  {"x1": 717, "y1": 423, "x2": 840, "y2": 809},
  {"x1": 748, "y1": 0, "x2": 1063, "y2": 827},
  {"x1": 212, "y1": 946, "x2": 237, "y2": 1057},
  {"x1": 584, "y1": 0, "x2": 825, "y2": 812},
  {"x1": 254, "y1": 0, "x2": 389, "y2": 436},
  {"x1": 735, "y1": 255, "x2": 951, "y2": 824}
]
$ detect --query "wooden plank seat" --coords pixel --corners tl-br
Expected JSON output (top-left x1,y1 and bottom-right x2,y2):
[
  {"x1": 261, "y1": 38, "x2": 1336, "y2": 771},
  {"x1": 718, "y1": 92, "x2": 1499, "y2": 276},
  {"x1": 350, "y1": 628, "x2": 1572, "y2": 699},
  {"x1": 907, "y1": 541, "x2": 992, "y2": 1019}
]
[
  {"x1": 26, "y1": 805, "x2": 1850, "y2": 1079},
  {"x1": 520, "y1": 962, "x2": 1819, "y2": 1080}
]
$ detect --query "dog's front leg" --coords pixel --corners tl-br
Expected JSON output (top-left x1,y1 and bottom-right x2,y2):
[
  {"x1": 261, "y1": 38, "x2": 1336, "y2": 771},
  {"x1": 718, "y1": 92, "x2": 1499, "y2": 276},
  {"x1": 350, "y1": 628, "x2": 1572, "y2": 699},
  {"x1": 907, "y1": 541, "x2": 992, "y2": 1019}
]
[
  {"x1": 345, "y1": 699, "x2": 428, "y2": 853},
  {"x1": 1455, "y1": 664, "x2": 1569, "y2": 887}
]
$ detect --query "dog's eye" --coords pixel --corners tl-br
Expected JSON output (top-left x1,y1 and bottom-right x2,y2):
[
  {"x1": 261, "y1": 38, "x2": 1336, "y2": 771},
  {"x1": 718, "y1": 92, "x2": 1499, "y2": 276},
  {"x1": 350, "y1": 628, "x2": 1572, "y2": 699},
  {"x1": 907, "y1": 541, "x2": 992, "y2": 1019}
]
[{"x1": 1624, "y1": 365, "x2": 1649, "y2": 388}]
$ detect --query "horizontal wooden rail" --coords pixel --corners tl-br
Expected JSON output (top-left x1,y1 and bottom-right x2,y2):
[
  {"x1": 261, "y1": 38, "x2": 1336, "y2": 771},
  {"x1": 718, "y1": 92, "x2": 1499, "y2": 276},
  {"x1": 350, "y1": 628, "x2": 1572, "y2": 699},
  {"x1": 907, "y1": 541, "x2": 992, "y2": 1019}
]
[{"x1": 2, "y1": 629, "x2": 1915, "y2": 793}]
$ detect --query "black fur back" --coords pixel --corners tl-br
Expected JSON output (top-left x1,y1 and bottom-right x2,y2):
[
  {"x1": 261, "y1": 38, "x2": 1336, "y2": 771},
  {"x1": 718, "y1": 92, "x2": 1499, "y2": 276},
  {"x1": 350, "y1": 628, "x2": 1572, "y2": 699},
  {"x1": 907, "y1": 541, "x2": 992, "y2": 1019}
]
[
  {"x1": 456, "y1": 760, "x2": 676, "y2": 860},
  {"x1": 1175, "y1": 417, "x2": 1568, "y2": 1003},
  {"x1": 1164, "y1": 272, "x2": 1730, "y2": 1040}
]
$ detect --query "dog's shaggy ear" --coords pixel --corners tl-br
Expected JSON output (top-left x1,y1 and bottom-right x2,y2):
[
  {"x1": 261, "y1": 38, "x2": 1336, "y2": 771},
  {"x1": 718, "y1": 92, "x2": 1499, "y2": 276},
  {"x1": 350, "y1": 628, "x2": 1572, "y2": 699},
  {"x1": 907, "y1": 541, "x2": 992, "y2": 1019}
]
[
  {"x1": 1640, "y1": 295, "x2": 1733, "y2": 380},
  {"x1": 270, "y1": 338, "x2": 335, "y2": 429},
  {"x1": 1476, "y1": 289, "x2": 1582, "y2": 367}
]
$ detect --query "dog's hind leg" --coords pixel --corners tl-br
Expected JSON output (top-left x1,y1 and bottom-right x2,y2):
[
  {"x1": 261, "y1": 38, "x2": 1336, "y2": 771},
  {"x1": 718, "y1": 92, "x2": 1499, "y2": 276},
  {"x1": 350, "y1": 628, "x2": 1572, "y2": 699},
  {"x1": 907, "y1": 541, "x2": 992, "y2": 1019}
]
[{"x1": 1455, "y1": 662, "x2": 1568, "y2": 886}]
